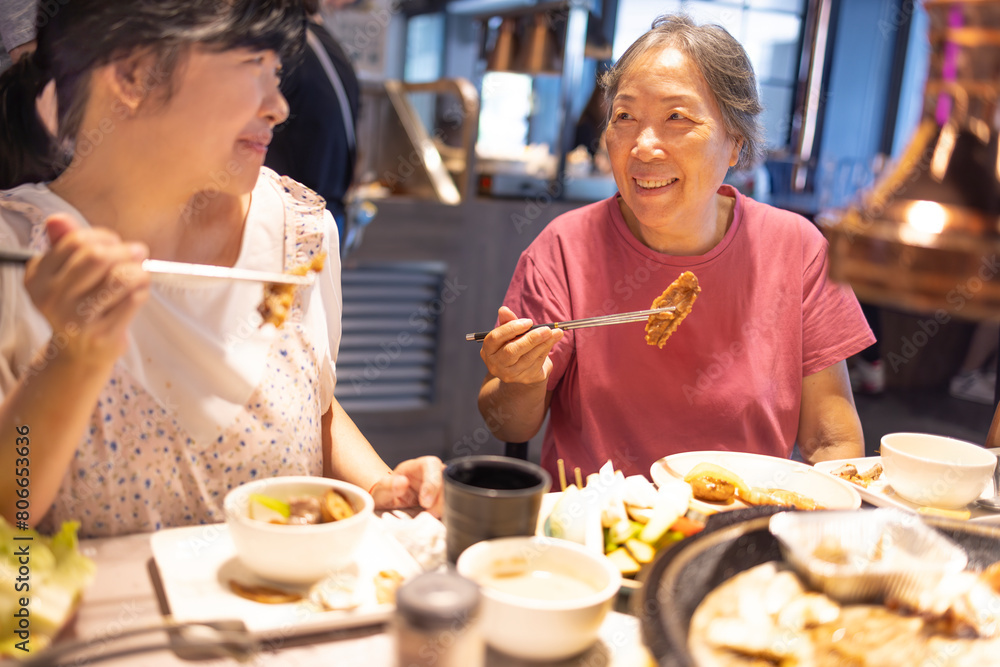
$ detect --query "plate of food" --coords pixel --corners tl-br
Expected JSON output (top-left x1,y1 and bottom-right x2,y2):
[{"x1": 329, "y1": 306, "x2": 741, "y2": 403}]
[
  {"x1": 650, "y1": 450, "x2": 862, "y2": 515},
  {"x1": 149, "y1": 519, "x2": 422, "y2": 639},
  {"x1": 538, "y1": 461, "x2": 708, "y2": 587},
  {"x1": 815, "y1": 456, "x2": 1000, "y2": 524},
  {"x1": 638, "y1": 511, "x2": 1000, "y2": 667}
]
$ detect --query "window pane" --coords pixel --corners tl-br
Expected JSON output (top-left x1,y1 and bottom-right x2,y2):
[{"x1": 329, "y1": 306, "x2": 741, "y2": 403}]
[
  {"x1": 743, "y1": 11, "x2": 801, "y2": 84},
  {"x1": 748, "y1": 0, "x2": 805, "y2": 12},
  {"x1": 404, "y1": 14, "x2": 445, "y2": 83},
  {"x1": 612, "y1": 0, "x2": 683, "y2": 61},
  {"x1": 477, "y1": 72, "x2": 532, "y2": 156},
  {"x1": 760, "y1": 83, "x2": 794, "y2": 149},
  {"x1": 685, "y1": 1, "x2": 744, "y2": 36}
]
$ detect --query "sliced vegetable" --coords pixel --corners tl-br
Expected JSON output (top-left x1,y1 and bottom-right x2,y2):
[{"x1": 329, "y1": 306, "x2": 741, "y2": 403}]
[
  {"x1": 545, "y1": 484, "x2": 586, "y2": 544},
  {"x1": 1, "y1": 520, "x2": 95, "y2": 657},
  {"x1": 626, "y1": 505, "x2": 653, "y2": 524},
  {"x1": 624, "y1": 538, "x2": 656, "y2": 565},
  {"x1": 606, "y1": 546, "x2": 641, "y2": 576},
  {"x1": 653, "y1": 530, "x2": 687, "y2": 551},
  {"x1": 249, "y1": 493, "x2": 291, "y2": 523},
  {"x1": 609, "y1": 517, "x2": 636, "y2": 545},
  {"x1": 639, "y1": 479, "x2": 692, "y2": 545},
  {"x1": 622, "y1": 475, "x2": 659, "y2": 509},
  {"x1": 669, "y1": 515, "x2": 706, "y2": 538}
]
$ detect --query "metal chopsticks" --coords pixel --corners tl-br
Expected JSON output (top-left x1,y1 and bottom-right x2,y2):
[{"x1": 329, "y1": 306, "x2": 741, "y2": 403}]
[
  {"x1": 465, "y1": 306, "x2": 676, "y2": 342},
  {"x1": 0, "y1": 248, "x2": 313, "y2": 286}
]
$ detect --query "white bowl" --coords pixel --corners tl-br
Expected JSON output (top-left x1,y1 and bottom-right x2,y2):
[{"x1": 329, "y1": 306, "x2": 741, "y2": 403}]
[
  {"x1": 456, "y1": 536, "x2": 621, "y2": 661},
  {"x1": 880, "y1": 433, "x2": 997, "y2": 509},
  {"x1": 223, "y1": 476, "x2": 373, "y2": 584}
]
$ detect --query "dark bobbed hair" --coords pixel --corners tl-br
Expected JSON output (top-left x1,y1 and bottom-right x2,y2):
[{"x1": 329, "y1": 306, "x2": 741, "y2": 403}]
[
  {"x1": 0, "y1": 0, "x2": 306, "y2": 190},
  {"x1": 600, "y1": 14, "x2": 764, "y2": 171}
]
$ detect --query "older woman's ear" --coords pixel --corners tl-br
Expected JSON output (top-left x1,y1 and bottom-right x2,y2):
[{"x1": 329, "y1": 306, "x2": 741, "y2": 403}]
[{"x1": 730, "y1": 138, "x2": 743, "y2": 168}]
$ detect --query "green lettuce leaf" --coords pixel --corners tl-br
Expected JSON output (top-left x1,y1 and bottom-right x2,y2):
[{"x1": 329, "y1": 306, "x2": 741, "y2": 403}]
[{"x1": 0, "y1": 518, "x2": 95, "y2": 658}]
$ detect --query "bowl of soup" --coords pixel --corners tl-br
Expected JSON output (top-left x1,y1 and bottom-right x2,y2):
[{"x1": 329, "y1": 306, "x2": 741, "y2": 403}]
[
  {"x1": 456, "y1": 535, "x2": 621, "y2": 661},
  {"x1": 223, "y1": 476, "x2": 373, "y2": 584}
]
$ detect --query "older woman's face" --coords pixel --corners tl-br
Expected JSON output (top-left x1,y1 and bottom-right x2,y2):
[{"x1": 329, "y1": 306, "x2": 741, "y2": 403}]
[{"x1": 605, "y1": 46, "x2": 740, "y2": 231}]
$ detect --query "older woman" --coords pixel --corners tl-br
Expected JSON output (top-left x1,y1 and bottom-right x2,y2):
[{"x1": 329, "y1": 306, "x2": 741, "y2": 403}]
[{"x1": 478, "y1": 14, "x2": 874, "y2": 480}]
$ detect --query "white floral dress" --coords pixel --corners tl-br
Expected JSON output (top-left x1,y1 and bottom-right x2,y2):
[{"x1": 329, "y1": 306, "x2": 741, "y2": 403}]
[{"x1": 0, "y1": 169, "x2": 341, "y2": 538}]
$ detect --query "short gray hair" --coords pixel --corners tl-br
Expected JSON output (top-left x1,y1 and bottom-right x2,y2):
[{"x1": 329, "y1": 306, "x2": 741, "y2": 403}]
[{"x1": 600, "y1": 14, "x2": 764, "y2": 171}]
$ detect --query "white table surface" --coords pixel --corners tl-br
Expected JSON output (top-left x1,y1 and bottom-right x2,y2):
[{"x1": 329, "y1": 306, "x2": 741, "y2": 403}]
[{"x1": 47, "y1": 531, "x2": 653, "y2": 667}]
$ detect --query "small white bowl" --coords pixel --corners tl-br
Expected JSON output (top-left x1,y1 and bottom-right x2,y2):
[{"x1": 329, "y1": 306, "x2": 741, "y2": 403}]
[
  {"x1": 880, "y1": 433, "x2": 997, "y2": 509},
  {"x1": 223, "y1": 476, "x2": 373, "y2": 584},
  {"x1": 456, "y1": 536, "x2": 621, "y2": 661}
]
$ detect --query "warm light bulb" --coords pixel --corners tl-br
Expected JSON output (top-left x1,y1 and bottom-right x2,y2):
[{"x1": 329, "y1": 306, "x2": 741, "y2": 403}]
[{"x1": 899, "y1": 200, "x2": 947, "y2": 246}]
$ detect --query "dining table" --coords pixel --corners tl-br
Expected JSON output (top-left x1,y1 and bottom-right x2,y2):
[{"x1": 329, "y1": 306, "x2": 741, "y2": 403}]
[{"x1": 47, "y1": 520, "x2": 655, "y2": 667}]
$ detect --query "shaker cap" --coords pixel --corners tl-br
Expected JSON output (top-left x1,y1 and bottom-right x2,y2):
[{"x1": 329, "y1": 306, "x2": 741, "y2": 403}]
[{"x1": 396, "y1": 571, "x2": 481, "y2": 631}]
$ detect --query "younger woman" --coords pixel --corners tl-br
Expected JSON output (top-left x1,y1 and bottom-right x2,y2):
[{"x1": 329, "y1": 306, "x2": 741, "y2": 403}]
[{"x1": 0, "y1": 0, "x2": 442, "y2": 537}]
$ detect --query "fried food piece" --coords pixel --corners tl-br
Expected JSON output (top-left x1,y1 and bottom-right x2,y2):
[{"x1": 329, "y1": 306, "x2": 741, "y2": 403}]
[
  {"x1": 229, "y1": 580, "x2": 303, "y2": 604},
  {"x1": 690, "y1": 476, "x2": 736, "y2": 503},
  {"x1": 645, "y1": 271, "x2": 700, "y2": 348},
  {"x1": 858, "y1": 463, "x2": 884, "y2": 483},
  {"x1": 258, "y1": 252, "x2": 327, "y2": 328},
  {"x1": 683, "y1": 462, "x2": 751, "y2": 500},
  {"x1": 831, "y1": 462, "x2": 883, "y2": 488},
  {"x1": 320, "y1": 489, "x2": 355, "y2": 522},
  {"x1": 739, "y1": 487, "x2": 824, "y2": 511},
  {"x1": 830, "y1": 463, "x2": 858, "y2": 479},
  {"x1": 981, "y1": 561, "x2": 1000, "y2": 595},
  {"x1": 374, "y1": 569, "x2": 405, "y2": 605}
]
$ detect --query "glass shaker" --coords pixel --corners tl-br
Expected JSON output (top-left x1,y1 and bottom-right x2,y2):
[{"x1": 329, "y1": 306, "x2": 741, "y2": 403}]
[{"x1": 394, "y1": 571, "x2": 483, "y2": 667}]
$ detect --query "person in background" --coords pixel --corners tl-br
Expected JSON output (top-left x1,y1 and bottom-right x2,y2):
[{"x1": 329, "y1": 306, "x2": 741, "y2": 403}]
[
  {"x1": 949, "y1": 322, "x2": 999, "y2": 405},
  {"x1": 0, "y1": 0, "x2": 36, "y2": 71},
  {"x1": 477, "y1": 15, "x2": 874, "y2": 481},
  {"x1": 265, "y1": 0, "x2": 359, "y2": 250},
  {"x1": 0, "y1": 0, "x2": 442, "y2": 538},
  {"x1": 849, "y1": 303, "x2": 885, "y2": 395}
]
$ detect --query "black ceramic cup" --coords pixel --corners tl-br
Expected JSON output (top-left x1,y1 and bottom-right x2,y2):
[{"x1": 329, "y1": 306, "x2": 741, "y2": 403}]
[{"x1": 443, "y1": 455, "x2": 552, "y2": 563}]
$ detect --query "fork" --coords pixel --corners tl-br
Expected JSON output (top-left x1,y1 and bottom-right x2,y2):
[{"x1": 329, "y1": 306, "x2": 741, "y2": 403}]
[{"x1": 20, "y1": 619, "x2": 257, "y2": 666}]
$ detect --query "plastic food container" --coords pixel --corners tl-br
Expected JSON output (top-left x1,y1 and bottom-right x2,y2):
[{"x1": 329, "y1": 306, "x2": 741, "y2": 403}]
[{"x1": 769, "y1": 509, "x2": 968, "y2": 603}]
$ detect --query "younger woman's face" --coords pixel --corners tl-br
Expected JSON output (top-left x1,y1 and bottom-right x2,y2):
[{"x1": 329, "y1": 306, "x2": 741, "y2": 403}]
[{"x1": 135, "y1": 46, "x2": 289, "y2": 197}]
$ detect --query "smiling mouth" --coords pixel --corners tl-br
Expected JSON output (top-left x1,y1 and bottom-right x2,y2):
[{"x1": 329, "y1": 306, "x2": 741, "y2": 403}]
[
  {"x1": 635, "y1": 178, "x2": 678, "y2": 189},
  {"x1": 238, "y1": 139, "x2": 270, "y2": 155}
]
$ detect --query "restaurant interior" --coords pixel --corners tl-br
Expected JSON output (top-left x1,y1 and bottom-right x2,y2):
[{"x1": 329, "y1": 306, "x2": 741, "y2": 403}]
[
  {"x1": 8, "y1": 0, "x2": 1000, "y2": 665},
  {"x1": 323, "y1": 0, "x2": 1000, "y2": 466}
]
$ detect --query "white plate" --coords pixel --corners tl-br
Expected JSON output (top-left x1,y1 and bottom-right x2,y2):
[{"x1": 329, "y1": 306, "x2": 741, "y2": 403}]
[
  {"x1": 814, "y1": 456, "x2": 1000, "y2": 524},
  {"x1": 650, "y1": 451, "x2": 861, "y2": 514},
  {"x1": 150, "y1": 521, "x2": 422, "y2": 638}
]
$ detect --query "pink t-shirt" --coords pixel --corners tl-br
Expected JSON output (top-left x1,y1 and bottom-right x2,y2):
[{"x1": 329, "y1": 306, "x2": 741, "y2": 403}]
[{"x1": 503, "y1": 186, "x2": 875, "y2": 481}]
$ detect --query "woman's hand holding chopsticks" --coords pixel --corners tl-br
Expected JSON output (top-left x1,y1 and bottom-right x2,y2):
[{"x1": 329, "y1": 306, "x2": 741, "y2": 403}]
[
  {"x1": 480, "y1": 306, "x2": 564, "y2": 387},
  {"x1": 26, "y1": 215, "x2": 150, "y2": 365},
  {"x1": 476, "y1": 306, "x2": 563, "y2": 444}
]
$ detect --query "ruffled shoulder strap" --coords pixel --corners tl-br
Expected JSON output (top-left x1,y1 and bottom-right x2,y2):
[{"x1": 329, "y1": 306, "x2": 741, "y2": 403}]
[
  {"x1": 259, "y1": 167, "x2": 327, "y2": 270},
  {"x1": 0, "y1": 191, "x2": 50, "y2": 252}
]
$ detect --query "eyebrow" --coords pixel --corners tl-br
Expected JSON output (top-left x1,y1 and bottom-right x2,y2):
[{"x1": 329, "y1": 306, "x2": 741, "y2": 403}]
[{"x1": 613, "y1": 93, "x2": 699, "y2": 107}]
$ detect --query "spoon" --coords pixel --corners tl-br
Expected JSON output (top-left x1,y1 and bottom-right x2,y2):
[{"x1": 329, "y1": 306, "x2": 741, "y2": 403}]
[{"x1": 975, "y1": 456, "x2": 1000, "y2": 512}]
